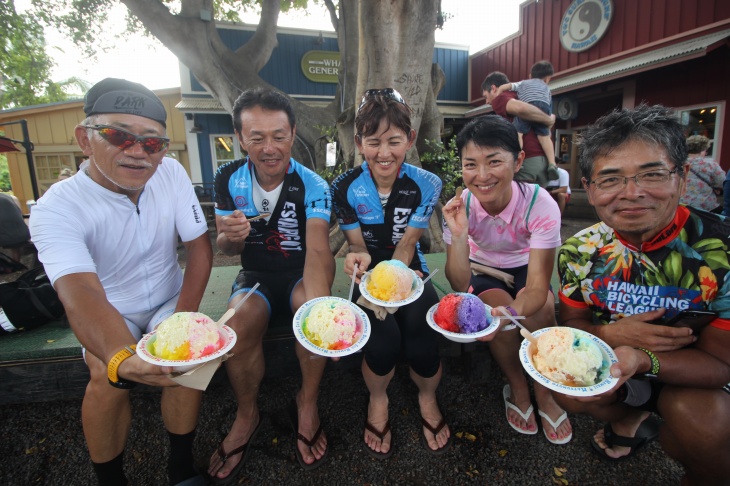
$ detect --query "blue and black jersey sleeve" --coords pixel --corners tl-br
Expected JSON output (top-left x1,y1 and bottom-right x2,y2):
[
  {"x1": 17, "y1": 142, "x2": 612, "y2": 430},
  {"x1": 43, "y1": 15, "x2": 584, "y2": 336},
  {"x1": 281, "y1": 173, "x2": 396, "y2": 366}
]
[{"x1": 331, "y1": 167, "x2": 365, "y2": 230}]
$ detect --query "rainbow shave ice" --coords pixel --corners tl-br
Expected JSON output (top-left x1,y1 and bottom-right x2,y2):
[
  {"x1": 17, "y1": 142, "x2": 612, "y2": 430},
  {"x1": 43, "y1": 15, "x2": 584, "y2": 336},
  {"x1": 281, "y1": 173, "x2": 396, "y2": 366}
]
[
  {"x1": 533, "y1": 327, "x2": 604, "y2": 387},
  {"x1": 303, "y1": 299, "x2": 362, "y2": 350},
  {"x1": 151, "y1": 312, "x2": 225, "y2": 360}
]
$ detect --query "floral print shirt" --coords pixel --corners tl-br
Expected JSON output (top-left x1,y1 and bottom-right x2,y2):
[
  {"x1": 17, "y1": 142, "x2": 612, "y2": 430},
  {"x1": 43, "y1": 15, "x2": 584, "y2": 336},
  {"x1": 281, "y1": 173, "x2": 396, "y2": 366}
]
[
  {"x1": 558, "y1": 205, "x2": 730, "y2": 330},
  {"x1": 680, "y1": 156, "x2": 725, "y2": 211}
]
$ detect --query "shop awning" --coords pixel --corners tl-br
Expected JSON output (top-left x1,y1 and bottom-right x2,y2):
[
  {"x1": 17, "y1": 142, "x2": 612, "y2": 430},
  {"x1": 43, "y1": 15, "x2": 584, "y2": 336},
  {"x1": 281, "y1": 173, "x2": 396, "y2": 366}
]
[
  {"x1": 0, "y1": 136, "x2": 20, "y2": 153},
  {"x1": 550, "y1": 28, "x2": 730, "y2": 94}
]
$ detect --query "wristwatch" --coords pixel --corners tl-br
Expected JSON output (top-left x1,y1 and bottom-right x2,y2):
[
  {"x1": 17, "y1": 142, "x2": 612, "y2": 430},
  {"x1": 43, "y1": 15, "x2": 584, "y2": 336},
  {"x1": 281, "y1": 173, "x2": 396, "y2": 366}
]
[{"x1": 107, "y1": 345, "x2": 138, "y2": 389}]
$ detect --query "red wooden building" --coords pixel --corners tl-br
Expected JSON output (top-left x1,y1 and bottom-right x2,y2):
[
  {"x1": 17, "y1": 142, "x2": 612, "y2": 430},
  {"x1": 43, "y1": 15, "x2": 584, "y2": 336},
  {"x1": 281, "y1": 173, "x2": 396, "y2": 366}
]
[{"x1": 468, "y1": 0, "x2": 730, "y2": 185}]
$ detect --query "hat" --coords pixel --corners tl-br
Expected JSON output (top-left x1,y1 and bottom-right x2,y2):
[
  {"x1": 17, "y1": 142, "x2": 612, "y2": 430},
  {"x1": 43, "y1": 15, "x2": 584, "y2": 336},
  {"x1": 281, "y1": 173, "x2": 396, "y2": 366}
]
[{"x1": 83, "y1": 78, "x2": 167, "y2": 127}]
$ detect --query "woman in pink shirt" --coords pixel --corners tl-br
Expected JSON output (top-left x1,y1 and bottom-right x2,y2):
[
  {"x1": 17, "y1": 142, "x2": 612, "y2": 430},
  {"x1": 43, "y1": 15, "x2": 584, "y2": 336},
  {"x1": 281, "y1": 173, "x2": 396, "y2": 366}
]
[{"x1": 442, "y1": 115, "x2": 571, "y2": 445}]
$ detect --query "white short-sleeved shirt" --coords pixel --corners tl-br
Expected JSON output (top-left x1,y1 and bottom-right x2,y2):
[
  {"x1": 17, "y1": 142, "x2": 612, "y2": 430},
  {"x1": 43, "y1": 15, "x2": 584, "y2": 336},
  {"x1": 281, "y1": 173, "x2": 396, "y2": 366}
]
[
  {"x1": 30, "y1": 157, "x2": 208, "y2": 315},
  {"x1": 442, "y1": 182, "x2": 562, "y2": 268},
  {"x1": 546, "y1": 167, "x2": 571, "y2": 194}
]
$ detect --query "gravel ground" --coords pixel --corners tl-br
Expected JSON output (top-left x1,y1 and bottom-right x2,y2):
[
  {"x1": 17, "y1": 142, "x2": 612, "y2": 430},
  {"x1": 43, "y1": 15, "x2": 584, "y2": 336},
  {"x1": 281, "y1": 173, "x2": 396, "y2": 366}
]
[
  {"x1": 1, "y1": 216, "x2": 686, "y2": 485},
  {"x1": 0, "y1": 353, "x2": 683, "y2": 485}
]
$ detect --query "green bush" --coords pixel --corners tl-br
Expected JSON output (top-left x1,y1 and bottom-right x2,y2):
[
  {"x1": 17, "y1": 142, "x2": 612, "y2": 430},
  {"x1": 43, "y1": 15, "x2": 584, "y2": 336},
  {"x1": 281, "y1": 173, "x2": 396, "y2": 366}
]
[
  {"x1": 420, "y1": 138, "x2": 461, "y2": 203},
  {"x1": 0, "y1": 155, "x2": 11, "y2": 192}
]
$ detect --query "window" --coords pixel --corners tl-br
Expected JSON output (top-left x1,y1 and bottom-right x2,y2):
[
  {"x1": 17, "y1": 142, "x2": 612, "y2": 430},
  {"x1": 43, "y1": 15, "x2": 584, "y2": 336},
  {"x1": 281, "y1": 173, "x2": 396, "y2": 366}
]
[
  {"x1": 210, "y1": 135, "x2": 243, "y2": 173},
  {"x1": 676, "y1": 103, "x2": 723, "y2": 158},
  {"x1": 34, "y1": 154, "x2": 76, "y2": 195}
]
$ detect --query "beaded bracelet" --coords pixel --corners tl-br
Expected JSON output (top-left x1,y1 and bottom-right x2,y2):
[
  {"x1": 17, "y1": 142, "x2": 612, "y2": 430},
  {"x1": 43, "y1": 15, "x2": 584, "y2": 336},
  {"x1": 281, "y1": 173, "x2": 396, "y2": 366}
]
[{"x1": 636, "y1": 347, "x2": 660, "y2": 379}]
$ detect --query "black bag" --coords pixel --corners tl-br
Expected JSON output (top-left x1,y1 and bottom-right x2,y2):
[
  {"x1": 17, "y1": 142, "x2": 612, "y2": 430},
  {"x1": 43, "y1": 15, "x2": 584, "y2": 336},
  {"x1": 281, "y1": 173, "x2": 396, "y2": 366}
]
[
  {"x1": 0, "y1": 266, "x2": 65, "y2": 334},
  {"x1": 0, "y1": 251, "x2": 27, "y2": 274}
]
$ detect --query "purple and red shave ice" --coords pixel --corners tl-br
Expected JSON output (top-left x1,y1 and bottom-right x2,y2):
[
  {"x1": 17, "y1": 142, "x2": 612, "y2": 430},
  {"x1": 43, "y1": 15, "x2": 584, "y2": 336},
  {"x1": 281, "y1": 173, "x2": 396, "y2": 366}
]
[{"x1": 434, "y1": 293, "x2": 490, "y2": 334}]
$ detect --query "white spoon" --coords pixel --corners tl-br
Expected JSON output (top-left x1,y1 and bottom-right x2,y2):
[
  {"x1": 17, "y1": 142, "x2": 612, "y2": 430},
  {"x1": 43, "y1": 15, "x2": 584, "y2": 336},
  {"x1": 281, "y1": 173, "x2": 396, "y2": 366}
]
[{"x1": 216, "y1": 282, "x2": 261, "y2": 328}]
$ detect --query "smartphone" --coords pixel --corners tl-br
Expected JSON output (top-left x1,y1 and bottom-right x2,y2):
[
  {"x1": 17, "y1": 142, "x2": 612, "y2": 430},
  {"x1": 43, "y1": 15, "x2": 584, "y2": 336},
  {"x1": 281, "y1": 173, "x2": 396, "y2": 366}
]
[{"x1": 663, "y1": 310, "x2": 717, "y2": 335}]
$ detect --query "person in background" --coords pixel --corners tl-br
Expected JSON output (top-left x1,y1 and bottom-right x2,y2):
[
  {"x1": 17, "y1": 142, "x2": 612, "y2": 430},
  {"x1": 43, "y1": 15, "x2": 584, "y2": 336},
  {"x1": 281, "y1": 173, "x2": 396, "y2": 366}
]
[
  {"x1": 57, "y1": 167, "x2": 73, "y2": 181},
  {"x1": 0, "y1": 192, "x2": 31, "y2": 268},
  {"x1": 29, "y1": 78, "x2": 213, "y2": 486},
  {"x1": 557, "y1": 104, "x2": 730, "y2": 485},
  {"x1": 723, "y1": 170, "x2": 730, "y2": 217},
  {"x1": 331, "y1": 88, "x2": 450, "y2": 459},
  {"x1": 546, "y1": 167, "x2": 571, "y2": 215},
  {"x1": 442, "y1": 115, "x2": 571, "y2": 445},
  {"x1": 210, "y1": 88, "x2": 335, "y2": 481},
  {"x1": 679, "y1": 134, "x2": 725, "y2": 212},
  {"x1": 496, "y1": 60, "x2": 559, "y2": 181},
  {"x1": 482, "y1": 71, "x2": 556, "y2": 188}
]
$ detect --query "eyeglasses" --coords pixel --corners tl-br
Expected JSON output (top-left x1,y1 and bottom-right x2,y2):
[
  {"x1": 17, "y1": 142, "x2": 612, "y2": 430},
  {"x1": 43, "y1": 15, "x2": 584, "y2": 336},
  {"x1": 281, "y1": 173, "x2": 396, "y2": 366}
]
[
  {"x1": 357, "y1": 88, "x2": 406, "y2": 113},
  {"x1": 587, "y1": 168, "x2": 681, "y2": 192},
  {"x1": 83, "y1": 125, "x2": 170, "y2": 154}
]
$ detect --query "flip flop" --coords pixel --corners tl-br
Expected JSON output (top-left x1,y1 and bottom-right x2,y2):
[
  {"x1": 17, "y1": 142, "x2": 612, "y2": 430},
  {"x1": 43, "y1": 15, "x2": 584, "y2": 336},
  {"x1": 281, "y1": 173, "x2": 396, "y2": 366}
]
[
  {"x1": 420, "y1": 416, "x2": 453, "y2": 456},
  {"x1": 503, "y1": 384, "x2": 537, "y2": 435},
  {"x1": 287, "y1": 399, "x2": 329, "y2": 470},
  {"x1": 209, "y1": 418, "x2": 263, "y2": 485},
  {"x1": 538, "y1": 410, "x2": 572, "y2": 445},
  {"x1": 591, "y1": 415, "x2": 662, "y2": 462},
  {"x1": 364, "y1": 420, "x2": 394, "y2": 459}
]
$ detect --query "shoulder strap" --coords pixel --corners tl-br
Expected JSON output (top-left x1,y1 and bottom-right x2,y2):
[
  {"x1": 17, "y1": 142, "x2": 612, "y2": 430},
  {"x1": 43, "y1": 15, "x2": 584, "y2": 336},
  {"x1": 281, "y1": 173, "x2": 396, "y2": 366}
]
[
  {"x1": 524, "y1": 184, "x2": 540, "y2": 226},
  {"x1": 16, "y1": 282, "x2": 57, "y2": 320}
]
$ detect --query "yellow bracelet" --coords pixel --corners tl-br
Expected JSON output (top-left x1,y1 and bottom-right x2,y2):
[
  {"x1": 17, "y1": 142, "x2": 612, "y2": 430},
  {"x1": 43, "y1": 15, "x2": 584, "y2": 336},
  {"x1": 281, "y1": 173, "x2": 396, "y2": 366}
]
[{"x1": 107, "y1": 345, "x2": 137, "y2": 389}]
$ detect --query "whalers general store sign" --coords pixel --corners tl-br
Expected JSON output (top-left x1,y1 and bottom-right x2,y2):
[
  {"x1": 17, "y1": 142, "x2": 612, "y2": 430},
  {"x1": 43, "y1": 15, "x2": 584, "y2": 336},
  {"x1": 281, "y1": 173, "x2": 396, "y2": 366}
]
[{"x1": 301, "y1": 50, "x2": 341, "y2": 83}]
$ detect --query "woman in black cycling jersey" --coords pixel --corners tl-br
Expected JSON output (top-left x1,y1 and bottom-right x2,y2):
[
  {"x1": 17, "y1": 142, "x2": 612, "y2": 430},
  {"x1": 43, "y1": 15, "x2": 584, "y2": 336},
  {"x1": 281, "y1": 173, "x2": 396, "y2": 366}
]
[{"x1": 330, "y1": 89, "x2": 450, "y2": 458}]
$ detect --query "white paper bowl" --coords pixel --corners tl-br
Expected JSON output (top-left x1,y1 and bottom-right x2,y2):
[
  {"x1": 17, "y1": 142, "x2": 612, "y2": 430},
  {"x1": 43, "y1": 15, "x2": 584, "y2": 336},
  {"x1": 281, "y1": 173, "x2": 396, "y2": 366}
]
[
  {"x1": 426, "y1": 298, "x2": 500, "y2": 343},
  {"x1": 519, "y1": 327, "x2": 619, "y2": 397},
  {"x1": 137, "y1": 324, "x2": 237, "y2": 372},
  {"x1": 293, "y1": 296, "x2": 371, "y2": 357},
  {"x1": 358, "y1": 269, "x2": 424, "y2": 307}
]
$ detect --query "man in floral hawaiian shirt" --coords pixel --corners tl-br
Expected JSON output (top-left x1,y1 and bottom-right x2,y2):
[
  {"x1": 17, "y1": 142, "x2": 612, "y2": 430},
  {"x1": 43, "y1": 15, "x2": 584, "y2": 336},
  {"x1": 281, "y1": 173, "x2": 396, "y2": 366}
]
[{"x1": 556, "y1": 104, "x2": 730, "y2": 486}]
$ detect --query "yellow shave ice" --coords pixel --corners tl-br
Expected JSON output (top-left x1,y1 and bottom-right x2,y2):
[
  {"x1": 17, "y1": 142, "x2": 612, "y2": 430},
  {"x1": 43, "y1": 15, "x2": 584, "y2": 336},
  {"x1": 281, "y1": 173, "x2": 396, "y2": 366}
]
[{"x1": 366, "y1": 260, "x2": 414, "y2": 302}]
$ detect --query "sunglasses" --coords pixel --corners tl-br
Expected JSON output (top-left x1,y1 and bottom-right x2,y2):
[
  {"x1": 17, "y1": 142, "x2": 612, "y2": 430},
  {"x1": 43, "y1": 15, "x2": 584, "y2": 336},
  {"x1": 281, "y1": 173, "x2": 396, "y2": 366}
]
[
  {"x1": 357, "y1": 88, "x2": 406, "y2": 113},
  {"x1": 83, "y1": 125, "x2": 170, "y2": 154}
]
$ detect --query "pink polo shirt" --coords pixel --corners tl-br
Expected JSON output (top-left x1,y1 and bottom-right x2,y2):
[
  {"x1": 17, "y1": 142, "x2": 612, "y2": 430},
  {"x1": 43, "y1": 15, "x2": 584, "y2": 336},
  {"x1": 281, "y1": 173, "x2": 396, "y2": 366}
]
[{"x1": 442, "y1": 182, "x2": 561, "y2": 268}]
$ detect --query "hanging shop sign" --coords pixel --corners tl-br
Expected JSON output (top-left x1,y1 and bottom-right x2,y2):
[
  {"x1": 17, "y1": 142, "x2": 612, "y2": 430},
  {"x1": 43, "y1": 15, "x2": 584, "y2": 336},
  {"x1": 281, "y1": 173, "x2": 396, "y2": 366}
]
[{"x1": 560, "y1": 0, "x2": 614, "y2": 53}]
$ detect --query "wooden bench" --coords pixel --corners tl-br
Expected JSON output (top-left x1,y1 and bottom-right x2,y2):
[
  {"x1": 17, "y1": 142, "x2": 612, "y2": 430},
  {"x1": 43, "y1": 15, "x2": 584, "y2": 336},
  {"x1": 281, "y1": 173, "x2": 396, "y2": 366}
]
[{"x1": 0, "y1": 254, "x2": 561, "y2": 404}]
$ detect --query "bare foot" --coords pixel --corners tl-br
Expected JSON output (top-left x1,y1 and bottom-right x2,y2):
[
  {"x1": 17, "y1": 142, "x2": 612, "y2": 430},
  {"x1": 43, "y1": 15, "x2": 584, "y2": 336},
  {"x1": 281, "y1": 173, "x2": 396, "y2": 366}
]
[
  {"x1": 593, "y1": 412, "x2": 650, "y2": 459},
  {"x1": 418, "y1": 394, "x2": 450, "y2": 450},
  {"x1": 364, "y1": 395, "x2": 391, "y2": 454},
  {"x1": 535, "y1": 391, "x2": 572, "y2": 442},
  {"x1": 294, "y1": 396, "x2": 327, "y2": 465},
  {"x1": 504, "y1": 384, "x2": 537, "y2": 433},
  {"x1": 208, "y1": 408, "x2": 260, "y2": 480}
]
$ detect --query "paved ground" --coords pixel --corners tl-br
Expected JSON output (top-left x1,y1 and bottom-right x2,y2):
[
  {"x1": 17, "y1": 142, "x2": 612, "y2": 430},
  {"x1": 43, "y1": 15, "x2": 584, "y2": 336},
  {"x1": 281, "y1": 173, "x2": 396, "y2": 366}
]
[{"x1": 1, "y1": 215, "x2": 688, "y2": 485}]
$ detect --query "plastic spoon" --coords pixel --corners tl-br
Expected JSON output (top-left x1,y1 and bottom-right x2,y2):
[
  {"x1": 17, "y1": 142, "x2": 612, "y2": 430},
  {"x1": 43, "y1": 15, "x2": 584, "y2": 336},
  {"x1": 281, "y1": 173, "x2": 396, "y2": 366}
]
[
  {"x1": 216, "y1": 282, "x2": 261, "y2": 328},
  {"x1": 348, "y1": 263, "x2": 358, "y2": 302},
  {"x1": 421, "y1": 268, "x2": 439, "y2": 285},
  {"x1": 497, "y1": 307, "x2": 538, "y2": 345}
]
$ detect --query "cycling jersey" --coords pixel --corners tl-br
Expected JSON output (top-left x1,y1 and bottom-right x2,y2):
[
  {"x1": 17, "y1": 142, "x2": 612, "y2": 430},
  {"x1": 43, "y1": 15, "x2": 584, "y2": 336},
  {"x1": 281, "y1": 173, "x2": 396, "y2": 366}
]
[
  {"x1": 330, "y1": 161, "x2": 441, "y2": 272},
  {"x1": 558, "y1": 205, "x2": 730, "y2": 330},
  {"x1": 30, "y1": 157, "x2": 207, "y2": 315},
  {"x1": 214, "y1": 157, "x2": 331, "y2": 272}
]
